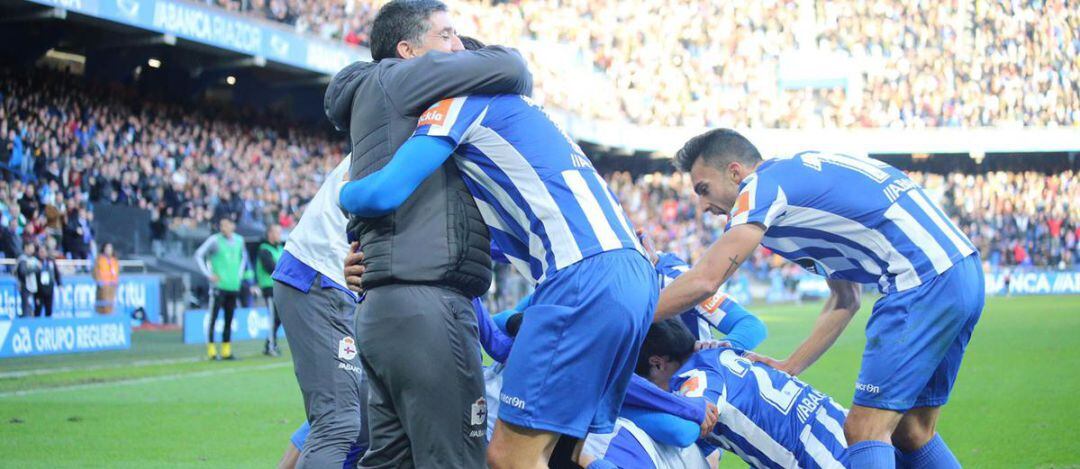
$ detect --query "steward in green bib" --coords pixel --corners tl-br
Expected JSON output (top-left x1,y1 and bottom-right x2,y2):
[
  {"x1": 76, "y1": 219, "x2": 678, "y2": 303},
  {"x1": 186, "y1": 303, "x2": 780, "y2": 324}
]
[
  {"x1": 256, "y1": 224, "x2": 284, "y2": 357},
  {"x1": 194, "y1": 218, "x2": 250, "y2": 360}
]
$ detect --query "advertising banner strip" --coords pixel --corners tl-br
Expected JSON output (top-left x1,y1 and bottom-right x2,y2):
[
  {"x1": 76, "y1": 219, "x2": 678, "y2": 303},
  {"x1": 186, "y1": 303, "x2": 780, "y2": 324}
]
[
  {"x1": 182, "y1": 307, "x2": 284, "y2": 344},
  {"x1": 0, "y1": 315, "x2": 131, "y2": 358},
  {"x1": 0, "y1": 275, "x2": 161, "y2": 323}
]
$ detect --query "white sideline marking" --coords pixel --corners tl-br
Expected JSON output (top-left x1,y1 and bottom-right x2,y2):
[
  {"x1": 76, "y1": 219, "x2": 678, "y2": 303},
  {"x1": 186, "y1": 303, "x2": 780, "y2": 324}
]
[
  {"x1": 0, "y1": 357, "x2": 204, "y2": 379},
  {"x1": 0, "y1": 362, "x2": 290, "y2": 398}
]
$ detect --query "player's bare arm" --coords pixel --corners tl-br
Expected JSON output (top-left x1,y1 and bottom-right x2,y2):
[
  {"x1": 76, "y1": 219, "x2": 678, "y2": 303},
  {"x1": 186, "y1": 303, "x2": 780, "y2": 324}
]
[
  {"x1": 654, "y1": 223, "x2": 764, "y2": 321},
  {"x1": 747, "y1": 279, "x2": 861, "y2": 375}
]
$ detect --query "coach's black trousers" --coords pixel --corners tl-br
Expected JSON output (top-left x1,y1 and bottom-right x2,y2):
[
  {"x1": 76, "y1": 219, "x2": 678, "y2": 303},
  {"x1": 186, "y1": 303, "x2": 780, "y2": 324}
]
[{"x1": 356, "y1": 284, "x2": 486, "y2": 469}]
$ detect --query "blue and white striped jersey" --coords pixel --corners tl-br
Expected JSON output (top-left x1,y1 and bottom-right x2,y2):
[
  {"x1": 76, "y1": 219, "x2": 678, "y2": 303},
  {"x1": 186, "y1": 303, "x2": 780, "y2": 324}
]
[
  {"x1": 655, "y1": 252, "x2": 746, "y2": 341},
  {"x1": 414, "y1": 94, "x2": 643, "y2": 284},
  {"x1": 672, "y1": 348, "x2": 849, "y2": 469},
  {"x1": 727, "y1": 151, "x2": 975, "y2": 293}
]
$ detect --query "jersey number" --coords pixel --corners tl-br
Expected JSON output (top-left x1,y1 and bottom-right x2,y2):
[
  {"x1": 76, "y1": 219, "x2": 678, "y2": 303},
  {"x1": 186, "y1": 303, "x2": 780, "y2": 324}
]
[
  {"x1": 718, "y1": 350, "x2": 803, "y2": 414},
  {"x1": 800, "y1": 151, "x2": 890, "y2": 184}
]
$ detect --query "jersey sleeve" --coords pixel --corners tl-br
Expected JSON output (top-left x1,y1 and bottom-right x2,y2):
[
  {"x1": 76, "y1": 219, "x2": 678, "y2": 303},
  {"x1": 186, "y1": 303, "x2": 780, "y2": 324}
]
[
  {"x1": 725, "y1": 172, "x2": 788, "y2": 231},
  {"x1": 413, "y1": 96, "x2": 490, "y2": 145}
]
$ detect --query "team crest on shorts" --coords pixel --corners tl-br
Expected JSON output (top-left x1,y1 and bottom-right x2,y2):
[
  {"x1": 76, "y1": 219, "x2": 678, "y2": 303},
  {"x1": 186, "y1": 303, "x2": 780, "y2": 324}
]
[
  {"x1": 470, "y1": 397, "x2": 487, "y2": 427},
  {"x1": 338, "y1": 336, "x2": 357, "y2": 361}
]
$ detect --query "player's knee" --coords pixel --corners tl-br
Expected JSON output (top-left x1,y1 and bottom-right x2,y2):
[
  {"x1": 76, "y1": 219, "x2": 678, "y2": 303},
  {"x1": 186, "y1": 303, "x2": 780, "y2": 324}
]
[
  {"x1": 892, "y1": 410, "x2": 938, "y2": 452},
  {"x1": 843, "y1": 406, "x2": 902, "y2": 444},
  {"x1": 486, "y1": 438, "x2": 513, "y2": 469}
]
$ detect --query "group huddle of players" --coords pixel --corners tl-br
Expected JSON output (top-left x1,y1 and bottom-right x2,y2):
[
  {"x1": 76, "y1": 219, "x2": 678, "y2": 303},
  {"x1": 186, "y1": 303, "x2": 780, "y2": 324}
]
[
  {"x1": 283, "y1": 232, "x2": 849, "y2": 469},
  {"x1": 268, "y1": 2, "x2": 984, "y2": 468}
]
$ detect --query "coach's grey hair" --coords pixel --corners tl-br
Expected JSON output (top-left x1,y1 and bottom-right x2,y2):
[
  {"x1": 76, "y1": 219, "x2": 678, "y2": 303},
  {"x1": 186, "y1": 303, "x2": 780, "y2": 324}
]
[
  {"x1": 370, "y1": 0, "x2": 448, "y2": 61},
  {"x1": 674, "y1": 128, "x2": 762, "y2": 172}
]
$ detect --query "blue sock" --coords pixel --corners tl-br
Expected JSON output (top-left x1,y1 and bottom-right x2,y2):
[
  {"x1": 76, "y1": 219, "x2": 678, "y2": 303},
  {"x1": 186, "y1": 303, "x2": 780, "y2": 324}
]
[
  {"x1": 901, "y1": 434, "x2": 961, "y2": 469},
  {"x1": 845, "y1": 441, "x2": 897, "y2": 469}
]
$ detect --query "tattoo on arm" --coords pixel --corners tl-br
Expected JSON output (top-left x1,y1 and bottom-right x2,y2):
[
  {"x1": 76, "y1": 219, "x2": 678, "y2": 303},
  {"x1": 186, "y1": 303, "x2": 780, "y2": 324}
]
[{"x1": 722, "y1": 255, "x2": 740, "y2": 280}]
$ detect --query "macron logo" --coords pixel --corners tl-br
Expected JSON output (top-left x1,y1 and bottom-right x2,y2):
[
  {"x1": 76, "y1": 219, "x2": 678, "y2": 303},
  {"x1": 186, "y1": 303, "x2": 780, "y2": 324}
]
[
  {"x1": 500, "y1": 393, "x2": 526, "y2": 410},
  {"x1": 855, "y1": 382, "x2": 881, "y2": 394}
]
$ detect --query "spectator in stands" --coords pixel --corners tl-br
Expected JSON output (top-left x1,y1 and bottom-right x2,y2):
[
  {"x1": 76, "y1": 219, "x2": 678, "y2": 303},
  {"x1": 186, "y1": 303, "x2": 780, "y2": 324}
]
[
  {"x1": 0, "y1": 218, "x2": 18, "y2": 259},
  {"x1": 15, "y1": 242, "x2": 39, "y2": 318},
  {"x1": 19, "y1": 183, "x2": 39, "y2": 219},
  {"x1": 35, "y1": 244, "x2": 60, "y2": 318},
  {"x1": 92, "y1": 242, "x2": 119, "y2": 314},
  {"x1": 62, "y1": 207, "x2": 93, "y2": 261}
]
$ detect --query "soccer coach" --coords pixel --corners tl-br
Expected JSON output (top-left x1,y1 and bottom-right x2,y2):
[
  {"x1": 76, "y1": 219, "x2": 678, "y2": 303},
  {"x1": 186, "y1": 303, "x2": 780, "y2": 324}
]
[{"x1": 324, "y1": 1, "x2": 533, "y2": 467}]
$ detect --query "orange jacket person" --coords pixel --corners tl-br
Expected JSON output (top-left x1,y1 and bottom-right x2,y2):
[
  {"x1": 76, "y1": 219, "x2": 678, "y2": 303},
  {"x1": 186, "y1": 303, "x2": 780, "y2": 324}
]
[{"x1": 92, "y1": 243, "x2": 119, "y2": 314}]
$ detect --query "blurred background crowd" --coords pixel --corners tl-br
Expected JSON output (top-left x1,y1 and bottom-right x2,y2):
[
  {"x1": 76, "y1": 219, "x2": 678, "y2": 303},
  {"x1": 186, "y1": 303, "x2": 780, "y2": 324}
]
[
  {"x1": 0, "y1": 0, "x2": 1074, "y2": 305},
  {"x1": 206, "y1": 0, "x2": 1080, "y2": 128},
  {"x1": 0, "y1": 68, "x2": 344, "y2": 263}
]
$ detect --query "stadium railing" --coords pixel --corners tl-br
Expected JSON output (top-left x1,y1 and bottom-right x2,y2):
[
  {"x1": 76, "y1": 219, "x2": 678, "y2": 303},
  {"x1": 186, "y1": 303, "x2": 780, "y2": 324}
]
[{"x1": 0, "y1": 259, "x2": 147, "y2": 273}]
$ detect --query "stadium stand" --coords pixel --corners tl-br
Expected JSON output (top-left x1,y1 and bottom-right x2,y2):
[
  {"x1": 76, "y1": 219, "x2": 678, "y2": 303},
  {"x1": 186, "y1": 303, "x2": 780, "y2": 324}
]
[
  {"x1": 0, "y1": 67, "x2": 344, "y2": 262},
  {"x1": 200, "y1": 0, "x2": 1080, "y2": 128}
]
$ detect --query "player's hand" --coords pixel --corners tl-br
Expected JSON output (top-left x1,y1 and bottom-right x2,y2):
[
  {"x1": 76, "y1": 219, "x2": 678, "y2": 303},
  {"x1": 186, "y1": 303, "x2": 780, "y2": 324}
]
[
  {"x1": 700, "y1": 402, "x2": 719, "y2": 439},
  {"x1": 249, "y1": 286, "x2": 261, "y2": 297},
  {"x1": 745, "y1": 352, "x2": 796, "y2": 375},
  {"x1": 344, "y1": 242, "x2": 365, "y2": 293},
  {"x1": 695, "y1": 340, "x2": 731, "y2": 351},
  {"x1": 209, "y1": 275, "x2": 219, "y2": 284}
]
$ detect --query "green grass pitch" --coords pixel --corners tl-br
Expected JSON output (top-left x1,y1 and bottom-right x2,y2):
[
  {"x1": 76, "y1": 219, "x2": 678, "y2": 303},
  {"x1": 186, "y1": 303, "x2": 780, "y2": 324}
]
[{"x1": 0, "y1": 295, "x2": 1077, "y2": 468}]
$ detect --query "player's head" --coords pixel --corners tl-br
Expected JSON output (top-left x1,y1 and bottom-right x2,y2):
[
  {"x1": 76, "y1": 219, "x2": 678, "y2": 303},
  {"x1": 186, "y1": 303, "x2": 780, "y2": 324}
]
[
  {"x1": 505, "y1": 312, "x2": 524, "y2": 337},
  {"x1": 370, "y1": 0, "x2": 463, "y2": 61},
  {"x1": 458, "y1": 35, "x2": 485, "y2": 51},
  {"x1": 266, "y1": 224, "x2": 282, "y2": 244},
  {"x1": 636, "y1": 319, "x2": 697, "y2": 391},
  {"x1": 219, "y1": 217, "x2": 235, "y2": 237},
  {"x1": 674, "y1": 128, "x2": 762, "y2": 217}
]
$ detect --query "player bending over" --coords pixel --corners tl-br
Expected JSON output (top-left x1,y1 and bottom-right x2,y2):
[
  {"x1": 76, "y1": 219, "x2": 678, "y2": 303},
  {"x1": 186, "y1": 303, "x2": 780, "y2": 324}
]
[
  {"x1": 656, "y1": 129, "x2": 983, "y2": 468},
  {"x1": 583, "y1": 319, "x2": 849, "y2": 468}
]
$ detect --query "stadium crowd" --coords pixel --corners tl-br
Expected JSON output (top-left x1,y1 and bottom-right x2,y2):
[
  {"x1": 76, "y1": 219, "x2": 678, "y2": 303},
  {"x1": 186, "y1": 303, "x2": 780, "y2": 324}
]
[
  {"x1": 1, "y1": 66, "x2": 1075, "y2": 277},
  {"x1": 205, "y1": 0, "x2": 1080, "y2": 129},
  {"x1": 0, "y1": 68, "x2": 344, "y2": 263}
]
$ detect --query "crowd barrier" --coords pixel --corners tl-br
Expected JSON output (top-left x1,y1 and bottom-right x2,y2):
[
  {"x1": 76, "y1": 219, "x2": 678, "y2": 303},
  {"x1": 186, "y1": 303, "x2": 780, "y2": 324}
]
[{"x1": 0, "y1": 274, "x2": 162, "y2": 323}]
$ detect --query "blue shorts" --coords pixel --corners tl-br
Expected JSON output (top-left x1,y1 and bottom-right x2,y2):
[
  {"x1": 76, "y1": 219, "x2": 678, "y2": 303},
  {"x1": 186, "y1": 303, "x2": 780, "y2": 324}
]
[
  {"x1": 498, "y1": 249, "x2": 658, "y2": 438},
  {"x1": 855, "y1": 253, "x2": 984, "y2": 411}
]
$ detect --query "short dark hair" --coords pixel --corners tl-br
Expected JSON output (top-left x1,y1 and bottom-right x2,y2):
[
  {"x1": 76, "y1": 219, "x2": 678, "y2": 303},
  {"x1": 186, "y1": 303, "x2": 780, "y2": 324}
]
[
  {"x1": 459, "y1": 35, "x2": 485, "y2": 51},
  {"x1": 370, "y1": 0, "x2": 448, "y2": 61},
  {"x1": 635, "y1": 319, "x2": 697, "y2": 376},
  {"x1": 674, "y1": 128, "x2": 762, "y2": 172},
  {"x1": 505, "y1": 312, "x2": 524, "y2": 337}
]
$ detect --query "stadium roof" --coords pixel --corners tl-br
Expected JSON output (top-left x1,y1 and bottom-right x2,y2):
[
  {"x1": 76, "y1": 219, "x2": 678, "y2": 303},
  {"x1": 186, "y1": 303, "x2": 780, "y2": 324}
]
[{"x1": 1, "y1": 0, "x2": 369, "y2": 78}]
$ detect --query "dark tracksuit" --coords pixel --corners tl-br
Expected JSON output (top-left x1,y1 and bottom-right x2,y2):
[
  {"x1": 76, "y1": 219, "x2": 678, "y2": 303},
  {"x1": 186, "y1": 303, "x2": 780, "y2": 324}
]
[{"x1": 325, "y1": 46, "x2": 532, "y2": 469}]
